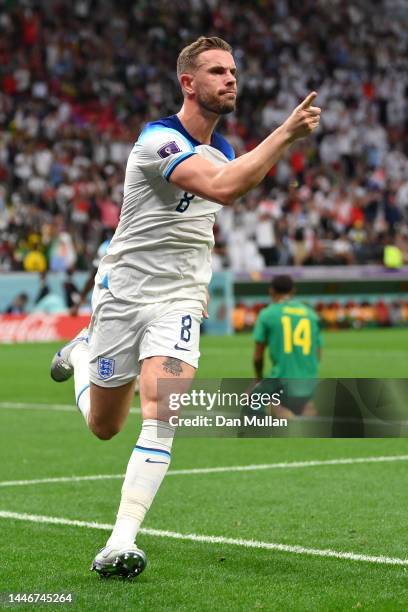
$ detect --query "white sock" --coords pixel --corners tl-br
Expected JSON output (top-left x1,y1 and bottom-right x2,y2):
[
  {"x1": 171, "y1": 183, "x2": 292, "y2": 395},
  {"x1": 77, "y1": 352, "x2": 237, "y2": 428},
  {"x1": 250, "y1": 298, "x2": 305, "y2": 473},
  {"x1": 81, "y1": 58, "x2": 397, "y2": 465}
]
[
  {"x1": 107, "y1": 419, "x2": 175, "y2": 547},
  {"x1": 71, "y1": 343, "x2": 91, "y2": 425}
]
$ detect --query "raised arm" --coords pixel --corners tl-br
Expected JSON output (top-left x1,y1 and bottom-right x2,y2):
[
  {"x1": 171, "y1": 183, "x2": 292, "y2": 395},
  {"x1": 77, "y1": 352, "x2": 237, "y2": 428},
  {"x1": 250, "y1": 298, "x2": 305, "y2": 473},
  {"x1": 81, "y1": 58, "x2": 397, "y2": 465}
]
[{"x1": 170, "y1": 92, "x2": 321, "y2": 205}]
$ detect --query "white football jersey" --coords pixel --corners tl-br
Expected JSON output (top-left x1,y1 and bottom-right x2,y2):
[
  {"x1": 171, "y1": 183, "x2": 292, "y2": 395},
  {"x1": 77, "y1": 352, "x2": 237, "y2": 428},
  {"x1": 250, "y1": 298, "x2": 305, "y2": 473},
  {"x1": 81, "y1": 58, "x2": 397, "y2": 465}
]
[{"x1": 97, "y1": 115, "x2": 235, "y2": 305}]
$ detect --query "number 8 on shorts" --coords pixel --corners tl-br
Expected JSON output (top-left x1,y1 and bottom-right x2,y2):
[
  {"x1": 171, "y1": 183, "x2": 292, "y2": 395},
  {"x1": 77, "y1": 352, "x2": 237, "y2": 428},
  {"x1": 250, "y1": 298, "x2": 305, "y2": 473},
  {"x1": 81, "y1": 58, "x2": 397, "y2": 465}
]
[{"x1": 180, "y1": 315, "x2": 192, "y2": 342}]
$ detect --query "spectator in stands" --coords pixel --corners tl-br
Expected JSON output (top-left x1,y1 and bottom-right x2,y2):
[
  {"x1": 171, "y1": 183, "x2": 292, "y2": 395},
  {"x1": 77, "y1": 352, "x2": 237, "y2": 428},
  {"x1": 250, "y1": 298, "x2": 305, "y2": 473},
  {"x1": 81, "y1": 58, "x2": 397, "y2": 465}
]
[
  {"x1": 34, "y1": 271, "x2": 50, "y2": 304},
  {"x1": 0, "y1": 0, "x2": 407, "y2": 271},
  {"x1": 63, "y1": 269, "x2": 80, "y2": 309},
  {"x1": 4, "y1": 292, "x2": 29, "y2": 314},
  {"x1": 383, "y1": 234, "x2": 404, "y2": 270}
]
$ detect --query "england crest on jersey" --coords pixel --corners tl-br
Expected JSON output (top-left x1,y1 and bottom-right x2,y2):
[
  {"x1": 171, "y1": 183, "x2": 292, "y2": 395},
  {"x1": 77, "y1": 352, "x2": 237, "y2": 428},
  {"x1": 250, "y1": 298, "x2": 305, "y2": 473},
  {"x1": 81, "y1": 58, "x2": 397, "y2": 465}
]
[{"x1": 98, "y1": 356, "x2": 115, "y2": 379}]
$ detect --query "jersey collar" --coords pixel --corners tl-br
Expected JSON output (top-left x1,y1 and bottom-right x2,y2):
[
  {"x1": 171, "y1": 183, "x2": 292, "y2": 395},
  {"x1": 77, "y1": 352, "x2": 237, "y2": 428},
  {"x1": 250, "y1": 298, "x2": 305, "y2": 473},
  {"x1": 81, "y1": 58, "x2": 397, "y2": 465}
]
[{"x1": 171, "y1": 114, "x2": 215, "y2": 147}]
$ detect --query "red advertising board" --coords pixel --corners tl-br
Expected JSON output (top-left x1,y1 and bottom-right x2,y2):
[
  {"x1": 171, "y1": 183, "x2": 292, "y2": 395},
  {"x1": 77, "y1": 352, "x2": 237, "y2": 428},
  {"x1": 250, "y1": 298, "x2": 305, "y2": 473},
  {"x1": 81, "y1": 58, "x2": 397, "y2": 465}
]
[{"x1": 0, "y1": 314, "x2": 91, "y2": 343}]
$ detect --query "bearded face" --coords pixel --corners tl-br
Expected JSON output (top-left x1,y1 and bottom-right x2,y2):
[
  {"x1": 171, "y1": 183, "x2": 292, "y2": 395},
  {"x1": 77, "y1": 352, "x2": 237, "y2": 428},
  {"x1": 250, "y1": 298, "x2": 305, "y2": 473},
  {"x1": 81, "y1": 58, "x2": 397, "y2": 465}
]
[
  {"x1": 196, "y1": 87, "x2": 236, "y2": 115},
  {"x1": 181, "y1": 49, "x2": 237, "y2": 116}
]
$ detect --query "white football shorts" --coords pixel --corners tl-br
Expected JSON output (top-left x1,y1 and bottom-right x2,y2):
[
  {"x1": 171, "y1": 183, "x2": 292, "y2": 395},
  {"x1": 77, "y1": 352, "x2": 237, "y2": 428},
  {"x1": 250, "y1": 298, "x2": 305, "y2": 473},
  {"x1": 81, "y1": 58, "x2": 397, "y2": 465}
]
[{"x1": 88, "y1": 285, "x2": 202, "y2": 387}]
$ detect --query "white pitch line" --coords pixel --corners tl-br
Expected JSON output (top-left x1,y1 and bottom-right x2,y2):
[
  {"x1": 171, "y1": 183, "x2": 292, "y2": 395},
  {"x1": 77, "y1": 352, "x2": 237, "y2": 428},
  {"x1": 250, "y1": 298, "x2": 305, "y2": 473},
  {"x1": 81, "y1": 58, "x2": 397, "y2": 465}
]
[
  {"x1": 0, "y1": 401, "x2": 75, "y2": 412},
  {"x1": 0, "y1": 402, "x2": 140, "y2": 414},
  {"x1": 168, "y1": 454, "x2": 408, "y2": 475},
  {"x1": 0, "y1": 510, "x2": 406, "y2": 567},
  {"x1": 3, "y1": 402, "x2": 408, "y2": 426},
  {"x1": 0, "y1": 474, "x2": 124, "y2": 487},
  {"x1": 1, "y1": 455, "x2": 408, "y2": 488},
  {"x1": 2, "y1": 402, "x2": 408, "y2": 427}
]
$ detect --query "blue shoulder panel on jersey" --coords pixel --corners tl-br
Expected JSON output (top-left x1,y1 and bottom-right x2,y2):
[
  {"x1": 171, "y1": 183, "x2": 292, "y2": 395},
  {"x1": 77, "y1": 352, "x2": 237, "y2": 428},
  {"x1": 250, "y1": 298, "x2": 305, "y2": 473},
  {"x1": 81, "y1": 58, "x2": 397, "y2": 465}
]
[
  {"x1": 137, "y1": 123, "x2": 195, "y2": 152},
  {"x1": 138, "y1": 115, "x2": 235, "y2": 160},
  {"x1": 163, "y1": 152, "x2": 196, "y2": 181},
  {"x1": 211, "y1": 131, "x2": 235, "y2": 161},
  {"x1": 152, "y1": 116, "x2": 198, "y2": 148}
]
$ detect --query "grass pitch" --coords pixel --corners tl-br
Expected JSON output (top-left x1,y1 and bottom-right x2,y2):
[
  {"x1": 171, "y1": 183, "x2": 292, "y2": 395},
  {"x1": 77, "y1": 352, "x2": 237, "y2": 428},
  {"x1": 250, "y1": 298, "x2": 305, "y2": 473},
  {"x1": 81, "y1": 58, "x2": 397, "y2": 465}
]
[{"x1": 1, "y1": 328, "x2": 408, "y2": 611}]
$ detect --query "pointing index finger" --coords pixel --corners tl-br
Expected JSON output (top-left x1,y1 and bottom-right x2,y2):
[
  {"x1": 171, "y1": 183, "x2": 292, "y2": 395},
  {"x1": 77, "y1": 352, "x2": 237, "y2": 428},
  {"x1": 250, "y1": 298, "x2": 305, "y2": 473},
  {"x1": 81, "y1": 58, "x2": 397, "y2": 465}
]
[{"x1": 299, "y1": 91, "x2": 317, "y2": 110}]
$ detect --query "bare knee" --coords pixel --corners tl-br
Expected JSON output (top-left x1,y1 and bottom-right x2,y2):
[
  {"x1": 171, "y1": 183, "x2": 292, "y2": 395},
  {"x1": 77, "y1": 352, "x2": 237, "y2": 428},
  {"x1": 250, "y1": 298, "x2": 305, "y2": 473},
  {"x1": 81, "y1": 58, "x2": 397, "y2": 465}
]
[
  {"x1": 88, "y1": 417, "x2": 121, "y2": 440},
  {"x1": 88, "y1": 380, "x2": 135, "y2": 440}
]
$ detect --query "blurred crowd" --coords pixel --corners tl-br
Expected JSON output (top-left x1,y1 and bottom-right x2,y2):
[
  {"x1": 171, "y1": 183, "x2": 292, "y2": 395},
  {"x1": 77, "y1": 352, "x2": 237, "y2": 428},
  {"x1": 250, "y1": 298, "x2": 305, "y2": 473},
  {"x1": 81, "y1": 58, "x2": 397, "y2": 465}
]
[
  {"x1": 233, "y1": 298, "x2": 408, "y2": 331},
  {"x1": 1, "y1": 0, "x2": 407, "y2": 273}
]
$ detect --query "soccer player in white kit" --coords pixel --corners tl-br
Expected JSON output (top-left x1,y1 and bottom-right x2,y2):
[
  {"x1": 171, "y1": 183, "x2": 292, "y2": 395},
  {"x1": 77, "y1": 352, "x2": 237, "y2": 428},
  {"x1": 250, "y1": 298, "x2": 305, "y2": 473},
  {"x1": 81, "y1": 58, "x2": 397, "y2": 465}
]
[{"x1": 50, "y1": 36, "x2": 321, "y2": 578}]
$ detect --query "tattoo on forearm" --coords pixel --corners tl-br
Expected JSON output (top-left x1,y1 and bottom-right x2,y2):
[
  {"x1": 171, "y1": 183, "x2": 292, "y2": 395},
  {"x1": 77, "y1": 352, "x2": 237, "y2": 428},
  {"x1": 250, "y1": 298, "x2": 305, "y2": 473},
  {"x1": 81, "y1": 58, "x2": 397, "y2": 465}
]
[{"x1": 162, "y1": 357, "x2": 183, "y2": 376}]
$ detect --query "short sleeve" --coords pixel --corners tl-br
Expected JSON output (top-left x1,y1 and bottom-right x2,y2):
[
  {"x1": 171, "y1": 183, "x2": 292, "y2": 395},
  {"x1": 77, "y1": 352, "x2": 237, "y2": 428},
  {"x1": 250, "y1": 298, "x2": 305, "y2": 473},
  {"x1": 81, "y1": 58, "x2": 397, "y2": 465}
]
[
  {"x1": 133, "y1": 125, "x2": 196, "y2": 181},
  {"x1": 254, "y1": 310, "x2": 268, "y2": 343}
]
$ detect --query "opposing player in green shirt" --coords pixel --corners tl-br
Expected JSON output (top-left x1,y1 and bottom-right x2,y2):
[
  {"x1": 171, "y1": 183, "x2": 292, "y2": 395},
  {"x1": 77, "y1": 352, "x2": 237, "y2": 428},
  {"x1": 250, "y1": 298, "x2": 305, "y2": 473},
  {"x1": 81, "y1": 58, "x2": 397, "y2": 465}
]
[{"x1": 253, "y1": 275, "x2": 321, "y2": 418}]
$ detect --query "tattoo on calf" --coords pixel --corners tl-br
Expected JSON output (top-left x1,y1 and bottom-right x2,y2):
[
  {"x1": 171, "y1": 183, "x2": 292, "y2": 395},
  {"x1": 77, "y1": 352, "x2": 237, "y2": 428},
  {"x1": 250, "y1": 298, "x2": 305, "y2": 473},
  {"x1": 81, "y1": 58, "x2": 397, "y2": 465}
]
[{"x1": 162, "y1": 357, "x2": 183, "y2": 376}]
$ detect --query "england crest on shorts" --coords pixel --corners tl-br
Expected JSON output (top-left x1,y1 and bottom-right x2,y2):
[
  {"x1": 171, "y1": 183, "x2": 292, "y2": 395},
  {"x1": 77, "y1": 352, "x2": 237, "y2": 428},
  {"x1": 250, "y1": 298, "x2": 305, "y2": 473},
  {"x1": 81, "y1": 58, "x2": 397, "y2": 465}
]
[{"x1": 98, "y1": 357, "x2": 115, "y2": 380}]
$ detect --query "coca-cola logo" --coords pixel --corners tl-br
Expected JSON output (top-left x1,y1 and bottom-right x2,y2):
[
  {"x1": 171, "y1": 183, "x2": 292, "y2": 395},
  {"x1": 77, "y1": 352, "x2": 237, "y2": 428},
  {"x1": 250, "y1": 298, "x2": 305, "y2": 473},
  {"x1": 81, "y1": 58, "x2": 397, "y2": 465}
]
[{"x1": 0, "y1": 314, "x2": 90, "y2": 343}]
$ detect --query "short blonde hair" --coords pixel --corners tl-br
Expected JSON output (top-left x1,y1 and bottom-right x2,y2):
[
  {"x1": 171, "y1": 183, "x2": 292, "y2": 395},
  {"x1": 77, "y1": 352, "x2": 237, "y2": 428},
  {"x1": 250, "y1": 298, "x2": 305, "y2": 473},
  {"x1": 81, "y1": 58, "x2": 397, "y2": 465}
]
[{"x1": 177, "y1": 36, "x2": 232, "y2": 79}]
